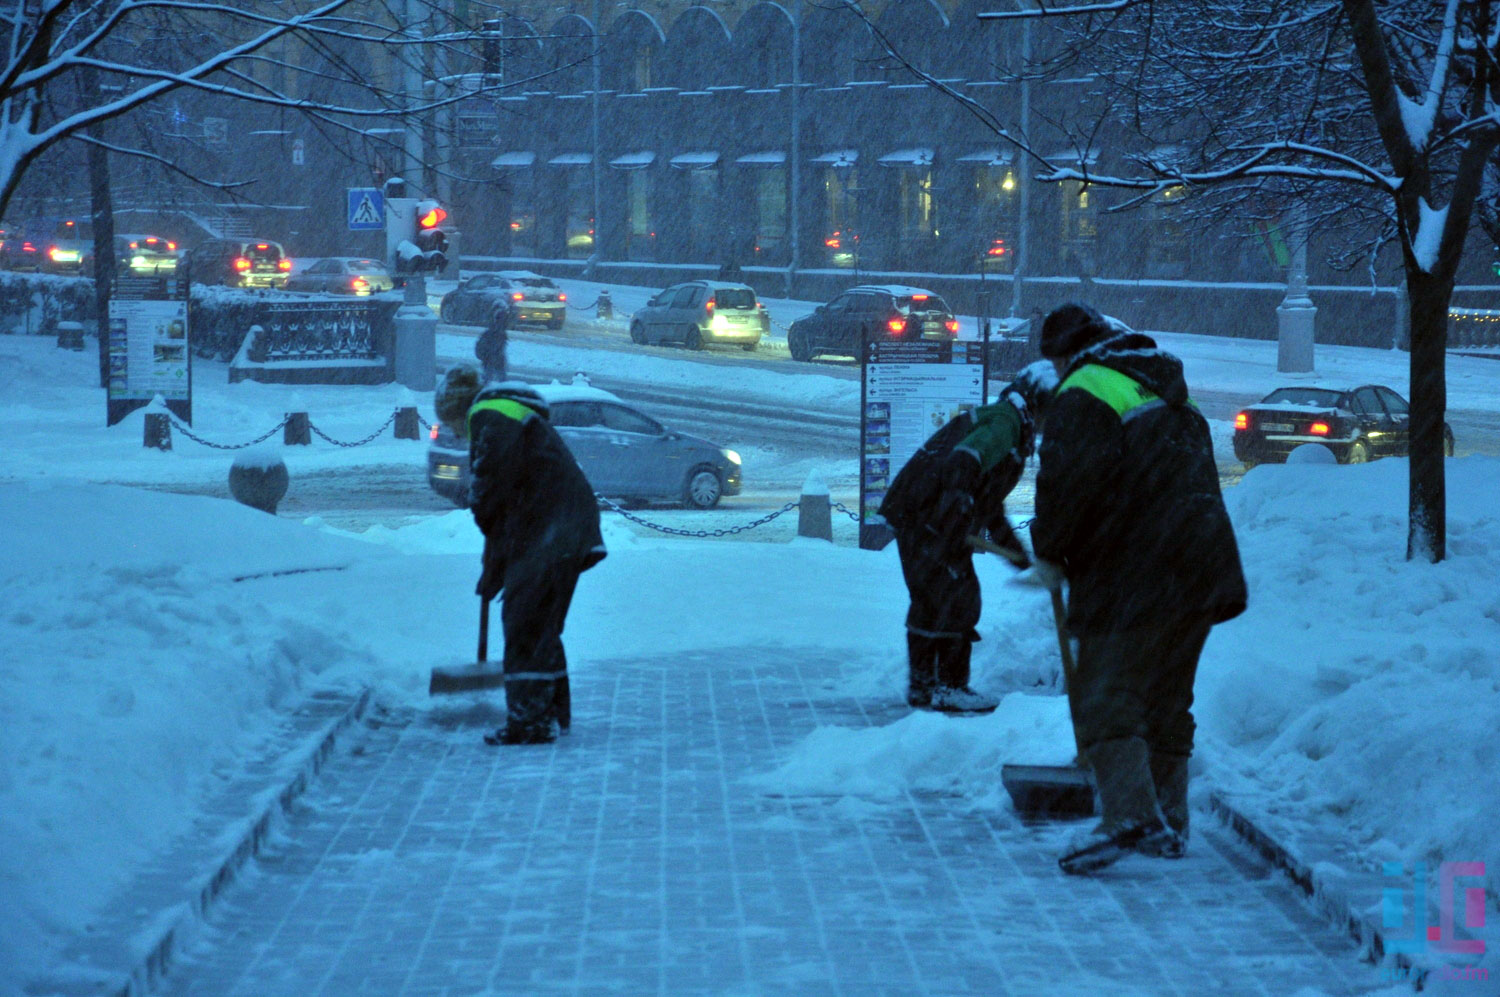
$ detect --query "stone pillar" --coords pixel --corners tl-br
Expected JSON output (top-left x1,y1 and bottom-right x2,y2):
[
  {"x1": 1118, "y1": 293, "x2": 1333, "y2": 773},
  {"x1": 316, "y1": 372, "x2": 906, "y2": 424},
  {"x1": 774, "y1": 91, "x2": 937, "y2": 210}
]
[
  {"x1": 1276, "y1": 204, "x2": 1316, "y2": 373},
  {"x1": 284, "y1": 411, "x2": 311, "y2": 446},
  {"x1": 143, "y1": 412, "x2": 171, "y2": 451},
  {"x1": 797, "y1": 472, "x2": 833, "y2": 542},
  {"x1": 395, "y1": 274, "x2": 437, "y2": 391}
]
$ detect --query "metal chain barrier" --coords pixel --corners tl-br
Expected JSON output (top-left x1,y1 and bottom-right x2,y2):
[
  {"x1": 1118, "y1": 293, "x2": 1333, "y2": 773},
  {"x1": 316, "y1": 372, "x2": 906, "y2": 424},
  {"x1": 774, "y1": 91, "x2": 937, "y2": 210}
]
[
  {"x1": 309, "y1": 409, "x2": 399, "y2": 448},
  {"x1": 830, "y1": 500, "x2": 861, "y2": 523},
  {"x1": 596, "y1": 495, "x2": 801, "y2": 537},
  {"x1": 167, "y1": 415, "x2": 289, "y2": 451}
]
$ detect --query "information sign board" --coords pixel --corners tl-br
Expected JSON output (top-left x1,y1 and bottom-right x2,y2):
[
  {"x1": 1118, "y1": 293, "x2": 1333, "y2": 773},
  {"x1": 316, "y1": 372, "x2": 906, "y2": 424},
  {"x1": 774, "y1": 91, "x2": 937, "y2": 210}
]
[
  {"x1": 106, "y1": 274, "x2": 191, "y2": 426},
  {"x1": 858, "y1": 339, "x2": 987, "y2": 550}
]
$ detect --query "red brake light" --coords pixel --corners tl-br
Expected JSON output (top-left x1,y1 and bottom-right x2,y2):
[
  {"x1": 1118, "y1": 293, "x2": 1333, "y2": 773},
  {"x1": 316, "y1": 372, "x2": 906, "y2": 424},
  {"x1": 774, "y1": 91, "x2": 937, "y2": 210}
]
[
  {"x1": 129, "y1": 241, "x2": 140, "y2": 250},
  {"x1": 233, "y1": 257, "x2": 251, "y2": 270},
  {"x1": 256, "y1": 243, "x2": 269, "y2": 250},
  {"x1": 429, "y1": 423, "x2": 439, "y2": 441},
  {"x1": 911, "y1": 294, "x2": 929, "y2": 302},
  {"x1": 167, "y1": 242, "x2": 176, "y2": 251},
  {"x1": 887, "y1": 318, "x2": 906, "y2": 335},
  {"x1": 511, "y1": 292, "x2": 523, "y2": 301},
  {"x1": 1309, "y1": 422, "x2": 1331, "y2": 436},
  {"x1": 21, "y1": 241, "x2": 35, "y2": 252},
  {"x1": 277, "y1": 259, "x2": 292, "y2": 271},
  {"x1": 144, "y1": 237, "x2": 157, "y2": 245},
  {"x1": 1234, "y1": 412, "x2": 1249, "y2": 431},
  {"x1": 945, "y1": 319, "x2": 959, "y2": 334},
  {"x1": 351, "y1": 278, "x2": 369, "y2": 291},
  {"x1": 825, "y1": 236, "x2": 840, "y2": 249},
  {"x1": 558, "y1": 292, "x2": 567, "y2": 302},
  {"x1": 705, "y1": 298, "x2": 715, "y2": 311}
]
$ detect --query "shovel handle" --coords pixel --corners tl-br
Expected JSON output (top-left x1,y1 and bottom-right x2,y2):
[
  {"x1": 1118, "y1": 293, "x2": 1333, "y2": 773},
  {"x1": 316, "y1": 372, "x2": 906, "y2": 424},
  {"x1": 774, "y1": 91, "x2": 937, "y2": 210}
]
[{"x1": 478, "y1": 597, "x2": 490, "y2": 663}]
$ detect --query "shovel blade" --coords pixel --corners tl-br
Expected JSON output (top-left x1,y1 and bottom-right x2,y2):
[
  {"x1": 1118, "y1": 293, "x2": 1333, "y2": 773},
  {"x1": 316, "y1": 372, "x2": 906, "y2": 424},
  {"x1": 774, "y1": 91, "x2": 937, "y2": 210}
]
[
  {"x1": 429, "y1": 661, "x2": 506, "y2": 696},
  {"x1": 1001, "y1": 763, "x2": 1097, "y2": 818}
]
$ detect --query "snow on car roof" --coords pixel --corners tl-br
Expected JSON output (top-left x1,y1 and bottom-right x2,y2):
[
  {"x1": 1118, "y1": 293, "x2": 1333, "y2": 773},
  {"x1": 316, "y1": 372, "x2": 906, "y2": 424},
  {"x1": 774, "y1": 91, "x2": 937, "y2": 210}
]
[
  {"x1": 532, "y1": 380, "x2": 624, "y2": 405},
  {"x1": 493, "y1": 270, "x2": 549, "y2": 281},
  {"x1": 851, "y1": 284, "x2": 942, "y2": 298}
]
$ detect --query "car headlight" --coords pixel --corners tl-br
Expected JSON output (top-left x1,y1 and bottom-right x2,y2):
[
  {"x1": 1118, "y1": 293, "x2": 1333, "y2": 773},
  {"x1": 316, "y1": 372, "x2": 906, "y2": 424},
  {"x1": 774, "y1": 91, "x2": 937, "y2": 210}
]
[
  {"x1": 721, "y1": 449, "x2": 741, "y2": 465},
  {"x1": 131, "y1": 255, "x2": 148, "y2": 268}
]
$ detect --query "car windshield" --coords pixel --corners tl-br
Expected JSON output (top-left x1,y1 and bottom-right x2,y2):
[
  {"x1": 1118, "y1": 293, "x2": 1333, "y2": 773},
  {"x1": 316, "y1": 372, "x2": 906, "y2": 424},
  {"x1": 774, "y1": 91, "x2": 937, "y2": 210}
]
[
  {"x1": 897, "y1": 294, "x2": 950, "y2": 314},
  {"x1": 715, "y1": 288, "x2": 756, "y2": 309},
  {"x1": 514, "y1": 278, "x2": 556, "y2": 289},
  {"x1": 345, "y1": 259, "x2": 386, "y2": 273},
  {"x1": 1262, "y1": 387, "x2": 1345, "y2": 408},
  {"x1": 245, "y1": 244, "x2": 282, "y2": 263}
]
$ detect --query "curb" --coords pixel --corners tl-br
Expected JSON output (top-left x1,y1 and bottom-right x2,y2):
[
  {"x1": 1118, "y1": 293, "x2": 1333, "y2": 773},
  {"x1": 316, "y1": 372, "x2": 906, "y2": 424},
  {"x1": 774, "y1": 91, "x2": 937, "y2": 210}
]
[
  {"x1": 1209, "y1": 791, "x2": 1440, "y2": 988},
  {"x1": 44, "y1": 687, "x2": 373, "y2": 997}
]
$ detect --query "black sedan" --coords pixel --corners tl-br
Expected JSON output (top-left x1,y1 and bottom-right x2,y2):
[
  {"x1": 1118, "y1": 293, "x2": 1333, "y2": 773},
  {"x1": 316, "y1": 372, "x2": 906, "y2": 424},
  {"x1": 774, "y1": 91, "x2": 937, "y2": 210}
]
[
  {"x1": 1232, "y1": 384, "x2": 1454, "y2": 468},
  {"x1": 427, "y1": 381, "x2": 742, "y2": 509},
  {"x1": 438, "y1": 271, "x2": 567, "y2": 328},
  {"x1": 786, "y1": 284, "x2": 958, "y2": 361}
]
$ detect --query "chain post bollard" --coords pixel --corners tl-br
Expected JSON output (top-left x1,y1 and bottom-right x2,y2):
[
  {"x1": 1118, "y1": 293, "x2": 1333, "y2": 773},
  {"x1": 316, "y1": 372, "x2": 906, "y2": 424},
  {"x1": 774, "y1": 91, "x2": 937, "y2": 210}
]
[
  {"x1": 797, "y1": 473, "x2": 833, "y2": 541},
  {"x1": 228, "y1": 450, "x2": 289, "y2": 514},
  {"x1": 596, "y1": 290, "x2": 613, "y2": 320},
  {"x1": 143, "y1": 412, "x2": 172, "y2": 451},
  {"x1": 56, "y1": 320, "x2": 85, "y2": 351},
  {"x1": 284, "y1": 412, "x2": 311, "y2": 446},
  {"x1": 394, "y1": 406, "x2": 421, "y2": 440}
]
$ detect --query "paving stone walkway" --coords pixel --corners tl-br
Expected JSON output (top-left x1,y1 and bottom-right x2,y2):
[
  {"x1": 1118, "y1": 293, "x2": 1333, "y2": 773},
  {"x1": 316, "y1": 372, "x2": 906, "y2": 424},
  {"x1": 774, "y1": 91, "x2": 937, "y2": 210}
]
[{"x1": 158, "y1": 648, "x2": 1387, "y2": 996}]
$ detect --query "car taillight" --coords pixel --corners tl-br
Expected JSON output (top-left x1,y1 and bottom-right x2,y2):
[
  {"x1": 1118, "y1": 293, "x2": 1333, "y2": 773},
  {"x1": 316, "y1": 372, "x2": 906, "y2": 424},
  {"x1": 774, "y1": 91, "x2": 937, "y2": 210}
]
[
  {"x1": 911, "y1": 294, "x2": 929, "y2": 302},
  {"x1": 511, "y1": 292, "x2": 523, "y2": 301},
  {"x1": 430, "y1": 423, "x2": 440, "y2": 441},
  {"x1": 1234, "y1": 412, "x2": 1249, "y2": 430},
  {"x1": 825, "y1": 236, "x2": 840, "y2": 248},
  {"x1": 887, "y1": 317, "x2": 906, "y2": 335},
  {"x1": 234, "y1": 257, "x2": 251, "y2": 271},
  {"x1": 945, "y1": 319, "x2": 959, "y2": 334},
  {"x1": 351, "y1": 278, "x2": 369, "y2": 291},
  {"x1": 1309, "y1": 422, "x2": 1331, "y2": 436},
  {"x1": 167, "y1": 242, "x2": 177, "y2": 251},
  {"x1": 256, "y1": 243, "x2": 269, "y2": 250},
  {"x1": 705, "y1": 298, "x2": 715, "y2": 311},
  {"x1": 21, "y1": 241, "x2": 34, "y2": 252},
  {"x1": 558, "y1": 292, "x2": 567, "y2": 302},
  {"x1": 277, "y1": 259, "x2": 291, "y2": 271}
]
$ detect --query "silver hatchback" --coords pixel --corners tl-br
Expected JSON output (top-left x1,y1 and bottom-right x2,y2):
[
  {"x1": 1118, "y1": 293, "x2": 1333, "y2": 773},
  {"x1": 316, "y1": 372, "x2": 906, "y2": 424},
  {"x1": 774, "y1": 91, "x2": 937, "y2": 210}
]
[{"x1": 628, "y1": 280, "x2": 766, "y2": 351}]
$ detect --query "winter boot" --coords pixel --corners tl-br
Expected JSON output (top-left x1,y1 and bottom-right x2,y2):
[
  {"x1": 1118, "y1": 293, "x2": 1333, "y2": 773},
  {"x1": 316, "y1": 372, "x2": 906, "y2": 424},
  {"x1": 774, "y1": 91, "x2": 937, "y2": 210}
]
[
  {"x1": 929, "y1": 637, "x2": 997, "y2": 715},
  {"x1": 1140, "y1": 751, "x2": 1190, "y2": 858},
  {"x1": 1058, "y1": 737, "x2": 1180, "y2": 875},
  {"x1": 484, "y1": 718, "x2": 560, "y2": 746},
  {"x1": 906, "y1": 632, "x2": 939, "y2": 709},
  {"x1": 555, "y1": 675, "x2": 572, "y2": 735}
]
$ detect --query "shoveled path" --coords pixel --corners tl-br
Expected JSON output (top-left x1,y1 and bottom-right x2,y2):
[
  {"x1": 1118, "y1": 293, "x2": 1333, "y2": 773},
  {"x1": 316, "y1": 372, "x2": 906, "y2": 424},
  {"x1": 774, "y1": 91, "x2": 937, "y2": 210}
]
[{"x1": 160, "y1": 648, "x2": 1386, "y2": 996}]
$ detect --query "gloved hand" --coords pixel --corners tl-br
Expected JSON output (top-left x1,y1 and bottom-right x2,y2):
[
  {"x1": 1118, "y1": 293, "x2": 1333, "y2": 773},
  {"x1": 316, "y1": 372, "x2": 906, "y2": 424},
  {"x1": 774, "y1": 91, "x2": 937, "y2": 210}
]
[
  {"x1": 476, "y1": 538, "x2": 505, "y2": 601},
  {"x1": 984, "y1": 517, "x2": 1032, "y2": 568}
]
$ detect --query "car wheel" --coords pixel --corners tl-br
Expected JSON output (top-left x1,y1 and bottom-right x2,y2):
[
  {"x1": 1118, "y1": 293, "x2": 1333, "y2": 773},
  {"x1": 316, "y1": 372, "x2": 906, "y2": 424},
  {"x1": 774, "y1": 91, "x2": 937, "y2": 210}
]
[
  {"x1": 684, "y1": 325, "x2": 703, "y2": 350},
  {"x1": 1346, "y1": 440, "x2": 1370, "y2": 464},
  {"x1": 1444, "y1": 428, "x2": 1455, "y2": 457},
  {"x1": 788, "y1": 326, "x2": 812, "y2": 362},
  {"x1": 630, "y1": 321, "x2": 646, "y2": 344},
  {"x1": 741, "y1": 343, "x2": 757, "y2": 352},
  {"x1": 683, "y1": 466, "x2": 722, "y2": 509},
  {"x1": 439, "y1": 299, "x2": 455, "y2": 323}
]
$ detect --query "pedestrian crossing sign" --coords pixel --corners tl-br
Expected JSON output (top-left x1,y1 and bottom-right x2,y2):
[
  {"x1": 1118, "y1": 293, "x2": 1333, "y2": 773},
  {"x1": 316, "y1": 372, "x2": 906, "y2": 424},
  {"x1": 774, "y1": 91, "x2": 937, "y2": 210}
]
[{"x1": 347, "y1": 188, "x2": 384, "y2": 231}]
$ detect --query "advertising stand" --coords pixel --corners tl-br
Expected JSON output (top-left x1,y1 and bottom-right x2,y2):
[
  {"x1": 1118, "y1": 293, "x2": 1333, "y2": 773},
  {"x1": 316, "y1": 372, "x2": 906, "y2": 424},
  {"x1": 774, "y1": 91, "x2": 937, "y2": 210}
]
[
  {"x1": 858, "y1": 337, "x2": 988, "y2": 550},
  {"x1": 106, "y1": 272, "x2": 191, "y2": 427}
]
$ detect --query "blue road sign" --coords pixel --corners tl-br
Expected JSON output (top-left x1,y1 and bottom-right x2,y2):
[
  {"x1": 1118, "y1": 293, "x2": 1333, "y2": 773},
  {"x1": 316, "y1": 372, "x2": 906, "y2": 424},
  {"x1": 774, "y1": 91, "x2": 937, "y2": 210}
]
[{"x1": 347, "y1": 188, "x2": 384, "y2": 231}]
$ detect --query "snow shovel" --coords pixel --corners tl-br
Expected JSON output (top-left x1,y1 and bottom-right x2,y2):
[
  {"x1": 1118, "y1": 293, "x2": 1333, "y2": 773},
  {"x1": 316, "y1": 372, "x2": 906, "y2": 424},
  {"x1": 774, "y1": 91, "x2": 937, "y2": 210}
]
[
  {"x1": 428, "y1": 597, "x2": 506, "y2": 695},
  {"x1": 969, "y1": 535, "x2": 1097, "y2": 819}
]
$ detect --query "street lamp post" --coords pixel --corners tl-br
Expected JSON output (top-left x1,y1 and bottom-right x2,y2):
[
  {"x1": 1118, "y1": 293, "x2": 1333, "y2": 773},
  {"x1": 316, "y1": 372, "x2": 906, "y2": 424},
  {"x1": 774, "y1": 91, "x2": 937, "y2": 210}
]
[{"x1": 1276, "y1": 202, "x2": 1316, "y2": 373}]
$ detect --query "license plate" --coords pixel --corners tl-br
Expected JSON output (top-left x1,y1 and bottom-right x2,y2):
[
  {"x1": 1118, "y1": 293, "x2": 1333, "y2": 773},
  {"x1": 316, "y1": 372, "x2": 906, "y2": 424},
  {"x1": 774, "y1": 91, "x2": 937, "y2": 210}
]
[
  {"x1": 924, "y1": 321, "x2": 940, "y2": 332},
  {"x1": 1263, "y1": 422, "x2": 1294, "y2": 433},
  {"x1": 434, "y1": 465, "x2": 460, "y2": 480}
]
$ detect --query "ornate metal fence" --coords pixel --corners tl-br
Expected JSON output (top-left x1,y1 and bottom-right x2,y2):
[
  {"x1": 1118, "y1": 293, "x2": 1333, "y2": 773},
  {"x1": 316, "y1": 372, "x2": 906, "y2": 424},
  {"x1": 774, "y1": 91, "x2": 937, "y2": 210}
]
[{"x1": 246, "y1": 301, "x2": 383, "y2": 362}]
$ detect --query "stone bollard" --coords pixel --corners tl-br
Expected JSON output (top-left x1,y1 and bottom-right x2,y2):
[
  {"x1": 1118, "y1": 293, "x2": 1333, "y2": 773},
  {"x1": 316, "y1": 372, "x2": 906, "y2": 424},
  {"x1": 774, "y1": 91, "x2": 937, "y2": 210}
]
[
  {"x1": 394, "y1": 406, "x2": 421, "y2": 440},
  {"x1": 284, "y1": 411, "x2": 311, "y2": 446},
  {"x1": 796, "y1": 473, "x2": 833, "y2": 542},
  {"x1": 228, "y1": 449, "x2": 290, "y2": 515},
  {"x1": 596, "y1": 290, "x2": 613, "y2": 320},
  {"x1": 143, "y1": 412, "x2": 172, "y2": 451},
  {"x1": 56, "y1": 320, "x2": 85, "y2": 351}
]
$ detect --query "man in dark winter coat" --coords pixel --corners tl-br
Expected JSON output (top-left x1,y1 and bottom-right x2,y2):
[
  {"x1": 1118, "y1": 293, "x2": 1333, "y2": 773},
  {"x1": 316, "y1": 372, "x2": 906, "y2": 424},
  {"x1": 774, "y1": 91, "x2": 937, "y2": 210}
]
[
  {"x1": 879, "y1": 361, "x2": 1058, "y2": 714},
  {"x1": 1029, "y1": 303, "x2": 1247, "y2": 874},
  {"x1": 475, "y1": 301, "x2": 509, "y2": 384},
  {"x1": 435, "y1": 366, "x2": 606, "y2": 745}
]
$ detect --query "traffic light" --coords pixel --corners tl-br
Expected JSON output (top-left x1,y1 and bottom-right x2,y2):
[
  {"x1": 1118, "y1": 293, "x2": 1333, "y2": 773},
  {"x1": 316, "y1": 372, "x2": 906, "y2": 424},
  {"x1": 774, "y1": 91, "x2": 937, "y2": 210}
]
[{"x1": 415, "y1": 200, "x2": 449, "y2": 272}]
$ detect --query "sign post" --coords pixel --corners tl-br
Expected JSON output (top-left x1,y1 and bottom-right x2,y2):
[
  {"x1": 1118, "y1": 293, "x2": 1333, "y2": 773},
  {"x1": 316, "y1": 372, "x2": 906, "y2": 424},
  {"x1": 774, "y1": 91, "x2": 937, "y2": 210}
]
[
  {"x1": 106, "y1": 272, "x2": 191, "y2": 427},
  {"x1": 858, "y1": 337, "x2": 988, "y2": 550}
]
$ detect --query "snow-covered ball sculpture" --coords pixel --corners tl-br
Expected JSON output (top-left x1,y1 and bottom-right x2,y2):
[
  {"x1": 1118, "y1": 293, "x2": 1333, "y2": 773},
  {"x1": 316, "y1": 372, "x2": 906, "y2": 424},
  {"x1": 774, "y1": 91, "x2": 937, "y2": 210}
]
[{"x1": 1285, "y1": 442, "x2": 1338, "y2": 465}]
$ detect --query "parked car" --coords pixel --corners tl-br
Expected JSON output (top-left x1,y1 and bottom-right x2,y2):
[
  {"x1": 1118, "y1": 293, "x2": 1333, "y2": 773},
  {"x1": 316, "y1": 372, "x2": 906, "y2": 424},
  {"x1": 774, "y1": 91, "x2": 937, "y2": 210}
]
[
  {"x1": 0, "y1": 225, "x2": 43, "y2": 271},
  {"x1": 786, "y1": 284, "x2": 958, "y2": 361},
  {"x1": 628, "y1": 280, "x2": 766, "y2": 351},
  {"x1": 116, "y1": 234, "x2": 180, "y2": 276},
  {"x1": 283, "y1": 257, "x2": 394, "y2": 295},
  {"x1": 182, "y1": 238, "x2": 291, "y2": 288},
  {"x1": 438, "y1": 271, "x2": 567, "y2": 328},
  {"x1": 1232, "y1": 384, "x2": 1454, "y2": 468},
  {"x1": 41, "y1": 219, "x2": 91, "y2": 274},
  {"x1": 427, "y1": 381, "x2": 742, "y2": 509}
]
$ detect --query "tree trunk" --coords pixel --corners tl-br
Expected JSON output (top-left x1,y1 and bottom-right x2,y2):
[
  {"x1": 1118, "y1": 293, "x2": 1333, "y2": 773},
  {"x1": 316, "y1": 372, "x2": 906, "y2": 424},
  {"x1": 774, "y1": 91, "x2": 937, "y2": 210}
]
[
  {"x1": 1404, "y1": 267, "x2": 1450, "y2": 563},
  {"x1": 88, "y1": 136, "x2": 115, "y2": 389}
]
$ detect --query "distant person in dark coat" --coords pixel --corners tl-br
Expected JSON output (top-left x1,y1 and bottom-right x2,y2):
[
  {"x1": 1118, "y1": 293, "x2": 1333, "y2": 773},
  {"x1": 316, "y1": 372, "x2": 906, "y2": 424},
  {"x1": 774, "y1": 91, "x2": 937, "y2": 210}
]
[
  {"x1": 435, "y1": 365, "x2": 606, "y2": 745},
  {"x1": 878, "y1": 362, "x2": 1058, "y2": 714},
  {"x1": 475, "y1": 301, "x2": 509, "y2": 384},
  {"x1": 1029, "y1": 303, "x2": 1247, "y2": 874}
]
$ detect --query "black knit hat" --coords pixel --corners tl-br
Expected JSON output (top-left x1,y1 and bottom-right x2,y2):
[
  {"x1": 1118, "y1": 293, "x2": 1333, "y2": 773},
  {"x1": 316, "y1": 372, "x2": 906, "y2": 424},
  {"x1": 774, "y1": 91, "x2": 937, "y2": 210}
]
[{"x1": 1039, "y1": 302, "x2": 1108, "y2": 359}]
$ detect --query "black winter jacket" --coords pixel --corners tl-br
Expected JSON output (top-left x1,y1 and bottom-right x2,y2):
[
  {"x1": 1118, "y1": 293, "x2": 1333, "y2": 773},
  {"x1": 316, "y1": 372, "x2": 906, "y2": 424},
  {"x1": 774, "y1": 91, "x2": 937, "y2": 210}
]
[
  {"x1": 880, "y1": 401, "x2": 1027, "y2": 540},
  {"x1": 1031, "y1": 332, "x2": 1246, "y2": 633},
  {"x1": 468, "y1": 386, "x2": 606, "y2": 598}
]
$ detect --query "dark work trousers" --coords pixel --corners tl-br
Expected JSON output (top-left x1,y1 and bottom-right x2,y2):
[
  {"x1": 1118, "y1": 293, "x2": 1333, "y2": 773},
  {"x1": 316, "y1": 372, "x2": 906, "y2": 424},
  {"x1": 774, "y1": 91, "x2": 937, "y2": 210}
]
[
  {"x1": 475, "y1": 324, "x2": 508, "y2": 384},
  {"x1": 894, "y1": 528, "x2": 981, "y2": 689},
  {"x1": 499, "y1": 557, "x2": 581, "y2": 732},
  {"x1": 1071, "y1": 613, "x2": 1214, "y2": 756}
]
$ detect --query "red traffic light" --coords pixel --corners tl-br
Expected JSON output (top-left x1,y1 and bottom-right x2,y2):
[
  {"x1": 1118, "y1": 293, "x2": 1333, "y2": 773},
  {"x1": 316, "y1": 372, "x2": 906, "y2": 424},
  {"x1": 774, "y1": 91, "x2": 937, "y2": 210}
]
[{"x1": 419, "y1": 207, "x2": 448, "y2": 228}]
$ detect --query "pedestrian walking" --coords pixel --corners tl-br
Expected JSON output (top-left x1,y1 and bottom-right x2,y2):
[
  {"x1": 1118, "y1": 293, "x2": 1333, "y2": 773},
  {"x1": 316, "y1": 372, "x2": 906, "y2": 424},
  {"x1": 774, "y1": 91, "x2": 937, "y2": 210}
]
[
  {"x1": 1028, "y1": 303, "x2": 1247, "y2": 873},
  {"x1": 434, "y1": 365, "x2": 607, "y2": 745},
  {"x1": 879, "y1": 362, "x2": 1058, "y2": 714},
  {"x1": 475, "y1": 301, "x2": 509, "y2": 383}
]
